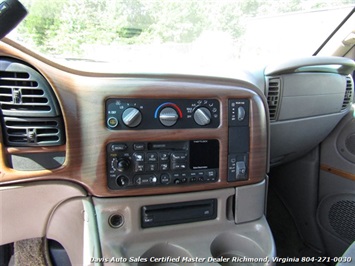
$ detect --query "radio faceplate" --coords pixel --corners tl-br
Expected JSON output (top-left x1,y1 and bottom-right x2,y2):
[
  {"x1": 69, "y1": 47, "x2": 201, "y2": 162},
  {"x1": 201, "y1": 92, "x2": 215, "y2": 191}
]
[{"x1": 107, "y1": 140, "x2": 219, "y2": 190}]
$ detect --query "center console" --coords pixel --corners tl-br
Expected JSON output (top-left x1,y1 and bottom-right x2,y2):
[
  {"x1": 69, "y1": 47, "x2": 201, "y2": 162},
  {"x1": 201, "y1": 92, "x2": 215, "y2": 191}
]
[
  {"x1": 91, "y1": 77, "x2": 275, "y2": 265},
  {"x1": 105, "y1": 97, "x2": 251, "y2": 192}
]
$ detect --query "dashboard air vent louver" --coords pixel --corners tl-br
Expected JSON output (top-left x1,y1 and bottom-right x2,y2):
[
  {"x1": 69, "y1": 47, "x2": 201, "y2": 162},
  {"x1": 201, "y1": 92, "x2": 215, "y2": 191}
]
[
  {"x1": 341, "y1": 76, "x2": 353, "y2": 110},
  {"x1": 267, "y1": 78, "x2": 281, "y2": 121},
  {"x1": 0, "y1": 58, "x2": 65, "y2": 147},
  {"x1": 0, "y1": 66, "x2": 59, "y2": 117},
  {"x1": 3, "y1": 117, "x2": 64, "y2": 146}
]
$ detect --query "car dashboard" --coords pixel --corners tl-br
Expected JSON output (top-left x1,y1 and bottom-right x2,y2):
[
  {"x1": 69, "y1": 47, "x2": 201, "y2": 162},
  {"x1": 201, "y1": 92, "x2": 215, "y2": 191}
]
[{"x1": 0, "y1": 38, "x2": 354, "y2": 265}]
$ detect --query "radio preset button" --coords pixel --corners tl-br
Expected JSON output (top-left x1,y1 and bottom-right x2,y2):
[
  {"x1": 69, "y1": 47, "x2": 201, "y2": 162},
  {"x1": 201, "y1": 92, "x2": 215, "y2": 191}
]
[
  {"x1": 133, "y1": 152, "x2": 144, "y2": 162},
  {"x1": 160, "y1": 163, "x2": 169, "y2": 171},
  {"x1": 146, "y1": 163, "x2": 158, "y2": 172},
  {"x1": 159, "y1": 152, "x2": 170, "y2": 161},
  {"x1": 147, "y1": 152, "x2": 158, "y2": 162},
  {"x1": 160, "y1": 174, "x2": 171, "y2": 184},
  {"x1": 134, "y1": 163, "x2": 144, "y2": 172}
]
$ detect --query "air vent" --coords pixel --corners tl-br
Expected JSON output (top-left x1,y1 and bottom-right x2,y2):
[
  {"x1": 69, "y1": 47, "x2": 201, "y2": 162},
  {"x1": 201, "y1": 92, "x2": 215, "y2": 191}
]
[
  {"x1": 3, "y1": 117, "x2": 64, "y2": 146},
  {"x1": 0, "y1": 60, "x2": 59, "y2": 117},
  {"x1": 267, "y1": 78, "x2": 281, "y2": 121},
  {"x1": 341, "y1": 76, "x2": 354, "y2": 110},
  {"x1": 0, "y1": 58, "x2": 65, "y2": 147}
]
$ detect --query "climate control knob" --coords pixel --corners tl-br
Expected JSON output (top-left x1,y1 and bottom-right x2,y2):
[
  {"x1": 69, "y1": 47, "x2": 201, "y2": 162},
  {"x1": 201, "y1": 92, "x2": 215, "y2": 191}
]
[
  {"x1": 122, "y1": 107, "x2": 142, "y2": 128},
  {"x1": 159, "y1": 107, "x2": 179, "y2": 127},
  {"x1": 194, "y1": 107, "x2": 211, "y2": 126}
]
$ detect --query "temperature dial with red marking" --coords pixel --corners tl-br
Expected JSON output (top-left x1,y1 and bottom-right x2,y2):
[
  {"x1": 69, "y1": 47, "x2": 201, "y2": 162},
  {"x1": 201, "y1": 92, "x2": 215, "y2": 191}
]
[
  {"x1": 155, "y1": 102, "x2": 183, "y2": 127},
  {"x1": 159, "y1": 107, "x2": 179, "y2": 127}
]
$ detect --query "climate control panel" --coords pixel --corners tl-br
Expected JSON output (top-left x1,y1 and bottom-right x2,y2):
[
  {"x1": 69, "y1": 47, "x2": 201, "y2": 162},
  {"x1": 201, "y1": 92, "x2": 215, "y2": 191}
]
[{"x1": 105, "y1": 99, "x2": 220, "y2": 130}]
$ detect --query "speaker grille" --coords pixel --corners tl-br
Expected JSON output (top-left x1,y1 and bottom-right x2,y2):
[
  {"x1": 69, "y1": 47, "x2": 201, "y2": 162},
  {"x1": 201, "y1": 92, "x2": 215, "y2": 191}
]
[
  {"x1": 329, "y1": 200, "x2": 355, "y2": 242},
  {"x1": 345, "y1": 133, "x2": 355, "y2": 156}
]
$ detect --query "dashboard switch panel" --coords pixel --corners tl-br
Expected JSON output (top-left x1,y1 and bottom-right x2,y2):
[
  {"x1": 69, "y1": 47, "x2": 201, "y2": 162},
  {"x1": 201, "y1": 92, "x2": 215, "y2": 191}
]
[
  {"x1": 228, "y1": 99, "x2": 250, "y2": 182},
  {"x1": 106, "y1": 98, "x2": 220, "y2": 130}
]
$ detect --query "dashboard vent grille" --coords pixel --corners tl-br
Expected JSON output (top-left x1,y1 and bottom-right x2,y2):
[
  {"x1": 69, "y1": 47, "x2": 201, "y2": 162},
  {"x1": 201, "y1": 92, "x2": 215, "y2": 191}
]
[
  {"x1": 0, "y1": 69, "x2": 57, "y2": 116},
  {"x1": 0, "y1": 58, "x2": 65, "y2": 147},
  {"x1": 341, "y1": 76, "x2": 353, "y2": 110},
  {"x1": 3, "y1": 117, "x2": 64, "y2": 146},
  {"x1": 267, "y1": 78, "x2": 281, "y2": 121}
]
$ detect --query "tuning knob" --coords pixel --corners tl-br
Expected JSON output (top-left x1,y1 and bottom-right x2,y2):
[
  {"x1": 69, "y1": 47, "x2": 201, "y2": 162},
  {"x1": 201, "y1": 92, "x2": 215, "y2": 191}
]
[
  {"x1": 159, "y1": 107, "x2": 179, "y2": 127},
  {"x1": 122, "y1": 107, "x2": 142, "y2": 128},
  {"x1": 194, "y1": 107, "x2": 211, "y2": 126}
]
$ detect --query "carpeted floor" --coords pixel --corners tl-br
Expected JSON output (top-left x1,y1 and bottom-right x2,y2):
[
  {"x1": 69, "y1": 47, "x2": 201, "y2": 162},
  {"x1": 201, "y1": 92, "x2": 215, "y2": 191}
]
[
  {"x1": 12, "y1": 238, "x2": 46, "y2": 266},
  {"x1": 266, "y1": 187, "x2": 327, "y2": 266}
]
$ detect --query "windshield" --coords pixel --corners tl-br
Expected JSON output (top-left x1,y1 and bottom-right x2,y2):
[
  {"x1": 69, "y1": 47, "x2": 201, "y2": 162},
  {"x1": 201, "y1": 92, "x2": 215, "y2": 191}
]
[{"x1": 7, "y1": 0, "x2": 355, "y2": 74}]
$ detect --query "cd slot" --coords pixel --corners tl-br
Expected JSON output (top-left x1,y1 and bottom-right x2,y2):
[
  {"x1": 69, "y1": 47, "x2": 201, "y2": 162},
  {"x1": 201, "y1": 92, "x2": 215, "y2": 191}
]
[{"x1": 141, "y1": 199, "x2": 217, "y2": 228}]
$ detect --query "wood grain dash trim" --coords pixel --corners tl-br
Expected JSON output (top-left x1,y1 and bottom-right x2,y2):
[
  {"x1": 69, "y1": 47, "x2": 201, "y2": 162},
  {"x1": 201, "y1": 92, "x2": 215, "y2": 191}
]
[{"x1": 320, "y1": 164, "x2": 355, "y2": 182}]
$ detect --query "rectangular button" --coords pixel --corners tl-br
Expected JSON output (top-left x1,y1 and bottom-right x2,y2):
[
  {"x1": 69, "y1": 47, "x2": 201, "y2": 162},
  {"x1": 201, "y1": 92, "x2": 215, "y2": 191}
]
[
  {"x1": 206, "y1": 170, "x2": 216, "y2": 178},
  {"x1": 133, "y1": 152, "x2": 144, "y2": 162},
  {"x1": 171, "y1": 163, "x2": 187, "y2": 170},
  {"x1": 147, "y1": 152, "x2": 158, "y2": 162},
  {"x1": 146, "y1": 163, "x2": 158, "y2": 172},
  {"x1": 134, "y1": 163, "x2": 144, "y2": 172},
  {"x1": 159, "y1": 152, "x2": 170, "y2": 162},
  {"x1": 133, "y1": 143, "x2": 145, "y2": 151},
  {"x1": 160, "y1": 163, "x2": 169, "y2": 171},
  {"x1": 110, "y1": 144, "x2": 127, "y2": 151},
  {"x1": 171, "y1": 152, "x2": 187, "y2": 161}
]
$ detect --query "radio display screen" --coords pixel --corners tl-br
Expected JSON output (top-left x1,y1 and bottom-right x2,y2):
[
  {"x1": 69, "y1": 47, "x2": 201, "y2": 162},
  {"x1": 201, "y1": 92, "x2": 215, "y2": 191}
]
[{"x1": 189, "y1": 140, "x2": 219, "y2": 170}]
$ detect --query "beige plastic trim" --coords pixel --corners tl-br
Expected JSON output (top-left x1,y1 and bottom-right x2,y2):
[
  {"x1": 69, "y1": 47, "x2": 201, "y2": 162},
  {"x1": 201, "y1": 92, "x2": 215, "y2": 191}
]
[
  {"x1": 46, "y1": 197, "x2": 102, "y2": 266},
  {"x1": 0, "y1": 181, "x2": 86, "y2": 245},
  {"x1": 235, "y1": 180, "x2": 266, "y2": 223},
  {"x1": 93, "y1": 185, "x2": 275, "y2": 266}
]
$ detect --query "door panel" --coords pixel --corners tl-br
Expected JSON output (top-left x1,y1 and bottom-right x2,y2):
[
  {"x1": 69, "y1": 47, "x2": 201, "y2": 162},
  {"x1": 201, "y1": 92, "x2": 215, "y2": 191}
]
[{"x1": 318, "y1": 108, "x2": 355, "y2": 257}]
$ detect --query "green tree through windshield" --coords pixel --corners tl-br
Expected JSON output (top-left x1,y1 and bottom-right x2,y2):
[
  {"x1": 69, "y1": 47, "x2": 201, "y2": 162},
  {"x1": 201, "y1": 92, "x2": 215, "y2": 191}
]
[{"x1": 14, "y1": 0, "x2": 355, "y2": 63}]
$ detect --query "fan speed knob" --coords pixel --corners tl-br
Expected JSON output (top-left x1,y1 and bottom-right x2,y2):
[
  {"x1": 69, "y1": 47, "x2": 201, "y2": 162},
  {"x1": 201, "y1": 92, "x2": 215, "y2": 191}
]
[{"x1": 122, "y1": 107, "x2": 142, "y2": 128}]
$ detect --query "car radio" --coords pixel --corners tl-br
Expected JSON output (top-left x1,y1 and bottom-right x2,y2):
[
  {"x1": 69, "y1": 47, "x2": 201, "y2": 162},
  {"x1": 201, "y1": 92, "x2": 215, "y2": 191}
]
[{"x1": 107, "y1": 139, "x2": 219, "y2": 190}]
